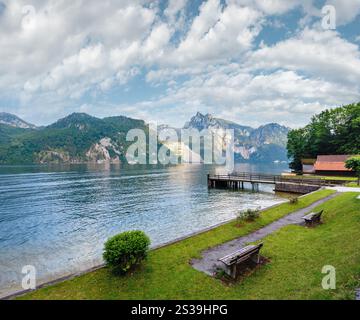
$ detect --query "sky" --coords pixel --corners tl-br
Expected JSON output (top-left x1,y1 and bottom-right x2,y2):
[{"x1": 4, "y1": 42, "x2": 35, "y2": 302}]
[{"x1": 0, "y1": 0, "x2": 359, "y2": 128}]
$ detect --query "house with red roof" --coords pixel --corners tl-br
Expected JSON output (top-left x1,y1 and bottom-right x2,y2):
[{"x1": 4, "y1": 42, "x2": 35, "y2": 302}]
[{"x1": 313, "y1": 155, "x2": 355, "y2": 176}]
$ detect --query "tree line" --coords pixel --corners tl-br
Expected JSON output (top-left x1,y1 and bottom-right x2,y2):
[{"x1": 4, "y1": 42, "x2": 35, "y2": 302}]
[{"x1": 287, "y1": 102, "x2": 360, "y2": 171}]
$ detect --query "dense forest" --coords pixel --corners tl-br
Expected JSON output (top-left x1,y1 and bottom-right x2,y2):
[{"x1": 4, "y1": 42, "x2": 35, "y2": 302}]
[
  {"x1": 287, "y1": 102, "x2": 360, "y2": 171},
  {"x1": 0, "y1": 113, "x2": 147, "y2": 164}
]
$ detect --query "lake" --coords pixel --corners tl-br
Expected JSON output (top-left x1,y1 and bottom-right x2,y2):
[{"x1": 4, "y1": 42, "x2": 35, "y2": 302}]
[{"x1": 0, "y1": 162, "x2": 289, "y2": 297}]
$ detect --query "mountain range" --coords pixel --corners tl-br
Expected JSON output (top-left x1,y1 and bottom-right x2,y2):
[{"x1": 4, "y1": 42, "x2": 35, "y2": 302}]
[
  {"x1": 0, "y1": 111, "x2": 289, "y2": 164},
  {"x1": 183, "y1": 112, "x2": 289, "y2": 163}
]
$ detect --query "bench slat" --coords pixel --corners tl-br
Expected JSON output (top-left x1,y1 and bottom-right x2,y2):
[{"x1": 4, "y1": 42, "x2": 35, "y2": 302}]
[{"x1": 219, "y1": 244, "x2": 263, "y2": 266}]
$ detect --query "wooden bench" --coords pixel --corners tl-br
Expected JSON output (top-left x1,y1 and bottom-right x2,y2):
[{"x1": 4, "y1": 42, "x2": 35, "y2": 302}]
[
  {"x1": 218, "y1": 243, "x2": 263, "y2": 279},
  {"x1": 302, "y1": 210, "x2": 324, "y2": 227}
]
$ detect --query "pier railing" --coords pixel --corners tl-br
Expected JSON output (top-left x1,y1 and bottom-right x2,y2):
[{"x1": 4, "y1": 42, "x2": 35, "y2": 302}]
[{"x1": 208, "y1": 172, "x2": 341, "y2": 187}]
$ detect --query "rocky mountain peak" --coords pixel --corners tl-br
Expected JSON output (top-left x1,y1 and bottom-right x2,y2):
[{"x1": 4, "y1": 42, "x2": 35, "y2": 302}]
[
  {"x1": 182, "y1": 112, "x2": 289, "y2": 162},
  {"x1": 0, "y1": 112, "x2": 37, "y2": 129},
  {"x1": 184, "y1": 112, "x2": 221, "y2": 130}
]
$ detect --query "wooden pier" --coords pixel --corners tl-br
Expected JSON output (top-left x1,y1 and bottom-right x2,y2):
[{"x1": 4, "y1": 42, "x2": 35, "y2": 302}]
[{"x1": 207, "y1": 173, "x2": 341, "y2": 194}]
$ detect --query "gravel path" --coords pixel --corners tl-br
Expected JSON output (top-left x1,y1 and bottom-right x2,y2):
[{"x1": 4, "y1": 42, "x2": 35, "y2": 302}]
[
  {"x1": 326, "y1": 186, "x2": 360, "y2": 193},
  {"x1": 191, "y1": 192, "x2": 340, "y2": 276},
  {"x1": 356, "y1": 289, "x2": 360, "y2": 301}
]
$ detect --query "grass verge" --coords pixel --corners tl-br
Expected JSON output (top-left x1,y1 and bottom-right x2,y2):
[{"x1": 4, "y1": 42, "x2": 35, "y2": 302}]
[
  {"x1": 346, "y1": 182, "x2": 360, "y2": 187},
  {"x1": 283, "y1": 174, "x2": 357, "y2": 182}
]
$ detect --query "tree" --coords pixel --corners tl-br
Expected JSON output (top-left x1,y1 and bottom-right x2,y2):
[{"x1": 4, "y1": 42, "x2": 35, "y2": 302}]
[
  {"x1": 345, "y1": 156, "x2": 360, "y2": 186},
  {"x1": 287, "y1": 128, "x2": 308, "y2": 171},
  {"x1": 287, "y1": 103, "x2": 360, "y2": 171}
]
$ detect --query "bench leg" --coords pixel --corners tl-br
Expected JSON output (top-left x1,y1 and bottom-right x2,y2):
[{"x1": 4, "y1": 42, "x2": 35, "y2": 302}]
[
  {"x1": 305, "y1": 221, "x2": 312, "y2": 227},
  {"x1": 230, "y1": 265, "x2": 237, "y2": 279},
  {"x1": 250, "y1": 252, "x2": 261, "y2": 264},
  {"x1": 305, "y1": 219, "x2": 320, "y2": 227}
]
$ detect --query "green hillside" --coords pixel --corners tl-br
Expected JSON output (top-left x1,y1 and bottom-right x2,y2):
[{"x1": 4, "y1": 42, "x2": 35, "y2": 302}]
[{"x1": 0, "y1": 113, "x2": 147, "y2": 164}]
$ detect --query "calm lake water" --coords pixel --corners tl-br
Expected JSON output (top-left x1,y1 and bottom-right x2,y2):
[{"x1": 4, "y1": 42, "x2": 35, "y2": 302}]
[{"x1": 0, "y1": 163, "x2": 289, "y2": 297}]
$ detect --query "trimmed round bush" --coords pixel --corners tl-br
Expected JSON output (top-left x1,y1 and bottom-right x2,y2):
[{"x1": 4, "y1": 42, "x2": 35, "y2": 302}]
[{"x1": 103, "y1": 230, "x2": 150, "y2": 273}]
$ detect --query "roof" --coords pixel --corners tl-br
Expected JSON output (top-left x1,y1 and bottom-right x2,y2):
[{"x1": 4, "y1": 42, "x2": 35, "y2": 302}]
[
  {"x1": 314, "y1": 155, "x2": 352, "y2": 172},
  {"x1": 316, "y1": 155, "x2": 351, "y2": 162}
]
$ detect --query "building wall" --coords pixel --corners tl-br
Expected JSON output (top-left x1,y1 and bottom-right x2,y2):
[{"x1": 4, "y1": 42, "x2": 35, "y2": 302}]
[
  {"x1": 315, "y1": 170, "x2": 356, "y2": 177},
  {"x1": 302, "y1": 164, "x2": 315, "y2": 174}
]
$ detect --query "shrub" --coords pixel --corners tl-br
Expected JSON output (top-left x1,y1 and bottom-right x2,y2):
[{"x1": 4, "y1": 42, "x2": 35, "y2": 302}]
[
  {"x1": 345, "y1": 156, "x2": 360, "y2": 186},
  {"x1": 289, "y1": 196, "x2": 299, "y2": 204},
  {"x1": 236, "y1": 208, "x2": 260, "y2": 224},
  {"x1": 103, "y1": 230, "x2": 151, "y2": 273}
]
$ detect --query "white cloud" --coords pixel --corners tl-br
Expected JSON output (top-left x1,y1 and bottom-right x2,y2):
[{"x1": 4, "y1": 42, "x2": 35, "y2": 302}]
[
  {"x1": 0, "y1": 0, "x2": 265, "y2": 99},
  {"x1": 164, "y1": 0, "x2": 188, "y2": 26},
  {"x1": 228, "y1": 0, "x2": 302, "y2": 15},
  {"x1": 132, "y1": 68, "x2": 359, "y2": 128},
  {"x1": 24, "y1": 44, "x2": 108, "y2": 98},
  {"x1": 0, "y1": 0, "x2": 156, "y2": 93},
  {"x1": 248, "y1": 28, "x2": 360, "y2": 85},
  {"x1": 142, "y1": 23, "x2": 172, "y2": 61},
  {"x1": 110, "y1": 42, "x2": 141, "y2": 69},
  {"x1": 169, "y1": 1, "x2": 263, "y2": 65},
  {"x1": 0, "y1": 0, "x2": 359, "y2": 128},
  {"x1": 326, "y1": 0, "x2": 360, "y2": 25}
]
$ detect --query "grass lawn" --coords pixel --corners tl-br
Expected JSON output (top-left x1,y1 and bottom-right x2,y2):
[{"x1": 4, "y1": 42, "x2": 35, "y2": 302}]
[
  {"x1": 316, "y1": 176, "x2": 357, "y2": 181},
  {"x1": 283, "y1": 174, "x2": 357, "y2": 182},
  {"x1": 346, "y1": 182, "x2": 360, "y2": 187},
  {"x1": 19, "y1": 189, "x2": 360, "y2": 300}
]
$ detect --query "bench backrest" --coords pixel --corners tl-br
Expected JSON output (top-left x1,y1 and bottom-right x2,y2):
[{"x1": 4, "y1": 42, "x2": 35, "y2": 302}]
[
  {"x1": 219, "y1": 243, "x2": 263, "y2": 266},
  {"x1": 303, "y1": 210, "x2": 323, "y2": 221},
  {"x1": 313, "y1": 210, "x2": 323, "y2": 218}
]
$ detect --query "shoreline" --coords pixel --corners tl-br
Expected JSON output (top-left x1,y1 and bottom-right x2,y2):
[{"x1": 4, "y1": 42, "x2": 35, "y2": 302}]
[
  {"x1": 5, "y1": 189, "x2": 359, "y2": 300},
  {"x1": 2, "y1": 190, "x2": 313, "y2": 300},
  {"x1": 0, "y1": 188, "x2": 326, "y2": 300}
]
